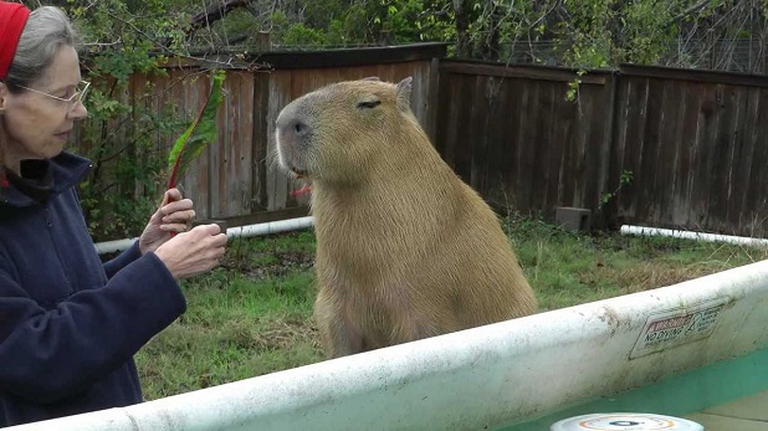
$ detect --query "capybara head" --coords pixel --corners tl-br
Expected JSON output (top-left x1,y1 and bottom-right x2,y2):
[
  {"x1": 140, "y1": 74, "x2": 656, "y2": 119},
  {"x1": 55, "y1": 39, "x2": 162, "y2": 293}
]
[{"x1": 275, "y1": 77, "x2": 418, "y2": 185}]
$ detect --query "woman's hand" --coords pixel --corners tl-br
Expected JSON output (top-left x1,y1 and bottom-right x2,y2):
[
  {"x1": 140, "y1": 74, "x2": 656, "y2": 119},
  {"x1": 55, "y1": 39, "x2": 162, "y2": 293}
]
[
  {"x1": 153, "y1": 224, "x2": 228, "y2": 279},
  {"x1": 139, "y1": 188, "x2": 196, "y2": 255}
]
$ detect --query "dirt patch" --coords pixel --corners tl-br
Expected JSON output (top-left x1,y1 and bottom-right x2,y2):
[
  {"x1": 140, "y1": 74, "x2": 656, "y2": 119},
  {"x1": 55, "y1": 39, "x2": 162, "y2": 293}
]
[
  {"x1": 579, "y1": 261, "x2": 723, "y2": 294},
  {"x1": 222, "y1": 250, "x2": 315, "y2": 280},
  {"x1": 252, "y1": 317, "x2": 322, "y2": 352},
  {"x1": 222, "y1": 316, "x2": 321, "y2": 352}
]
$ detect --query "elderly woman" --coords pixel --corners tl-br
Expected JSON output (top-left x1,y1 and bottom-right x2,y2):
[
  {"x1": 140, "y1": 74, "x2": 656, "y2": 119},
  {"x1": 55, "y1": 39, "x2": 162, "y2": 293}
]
[{"x1": 0, "y1": 2, "x2": 228, "y2": 427}]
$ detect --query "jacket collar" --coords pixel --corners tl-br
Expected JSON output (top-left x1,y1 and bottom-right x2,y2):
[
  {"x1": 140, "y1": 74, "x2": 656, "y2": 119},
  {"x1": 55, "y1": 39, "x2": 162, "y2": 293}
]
[{"x1": 0, "y1": 151, "x2": 92, "y2": 208}]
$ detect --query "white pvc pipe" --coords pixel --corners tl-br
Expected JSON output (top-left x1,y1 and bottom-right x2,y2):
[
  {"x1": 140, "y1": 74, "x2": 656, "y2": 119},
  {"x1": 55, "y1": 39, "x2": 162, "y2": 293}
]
[
  {"x1": 6, "y1": 257, "x2": 768, "y2": 431},
  {"x1": 224, "y1": 216, "x2": 314, "y2": 239},
  {"x1": 93, "y1": 237, "x2": 140, "y2": 255},
  {"x1": 620, "y1": 224, "x2": 768, "y2": 248},
  {"x1": 93, "y1": 216, "x2": 315, "y2": 255}
]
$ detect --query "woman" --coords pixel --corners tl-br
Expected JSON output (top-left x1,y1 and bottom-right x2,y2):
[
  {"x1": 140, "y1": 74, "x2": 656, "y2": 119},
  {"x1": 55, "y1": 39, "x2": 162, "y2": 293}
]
[{"x1": 0, "y1": 2, "x2": 228, "y2": 427}]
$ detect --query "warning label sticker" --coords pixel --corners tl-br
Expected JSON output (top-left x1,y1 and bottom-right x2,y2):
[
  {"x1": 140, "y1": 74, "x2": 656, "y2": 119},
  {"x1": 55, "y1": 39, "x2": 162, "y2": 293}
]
[{"x1": 629, "y1": 299, "x2": 727, "y2": 359}]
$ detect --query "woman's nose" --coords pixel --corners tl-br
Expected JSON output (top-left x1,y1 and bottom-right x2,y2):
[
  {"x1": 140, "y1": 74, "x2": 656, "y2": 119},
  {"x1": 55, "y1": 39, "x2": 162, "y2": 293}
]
[{"x1": 67, "y1": 100, "x2": 88, "y2": 121}]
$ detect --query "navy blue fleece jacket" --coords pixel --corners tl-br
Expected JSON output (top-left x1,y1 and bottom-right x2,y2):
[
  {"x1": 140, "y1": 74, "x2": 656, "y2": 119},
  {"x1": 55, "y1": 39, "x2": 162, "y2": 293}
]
[{"x1": 0, "y1": 151, "x2": 187, "y2": 427}]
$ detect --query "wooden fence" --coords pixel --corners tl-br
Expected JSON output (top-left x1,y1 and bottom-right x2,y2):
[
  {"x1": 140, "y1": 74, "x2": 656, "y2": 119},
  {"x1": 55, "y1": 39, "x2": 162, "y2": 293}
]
[
  {"x1": 435, "y1": 61, "x2": 615, "y2": 218},
  {"x1": 437, "y1": 61, "x2": 768, "y2": 238},
  {"x1": 94, "y1": 43, "x2": 444, "y2": 228},
  {"x1": 89, "y1": 43, "x2": 768, "y2": 239},
  {"x1": 608, "y1": 65, "x2": 768, "y2": 237}
]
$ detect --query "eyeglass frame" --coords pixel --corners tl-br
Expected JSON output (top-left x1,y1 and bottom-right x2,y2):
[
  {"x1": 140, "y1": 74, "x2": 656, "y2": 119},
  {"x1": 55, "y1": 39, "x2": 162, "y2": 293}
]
[{"x1": 14, "y1": 80, "x2": 90, "y2": 107}]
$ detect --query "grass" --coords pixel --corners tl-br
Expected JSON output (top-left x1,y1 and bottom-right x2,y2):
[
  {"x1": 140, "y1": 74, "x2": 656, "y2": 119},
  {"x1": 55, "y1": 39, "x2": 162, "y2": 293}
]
[{"x1": 134, "y1": 216, "x2": 768, "y2": 400}]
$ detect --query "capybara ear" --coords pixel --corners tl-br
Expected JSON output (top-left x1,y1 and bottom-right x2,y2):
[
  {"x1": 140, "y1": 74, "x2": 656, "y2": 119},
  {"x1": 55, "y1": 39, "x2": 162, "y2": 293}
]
[
  {"x1": 396, "y1": 77, "x2": 413, "y2": 111},
  {"x1": 361, "y1": 76, "x2": 381, "y2": 81}
]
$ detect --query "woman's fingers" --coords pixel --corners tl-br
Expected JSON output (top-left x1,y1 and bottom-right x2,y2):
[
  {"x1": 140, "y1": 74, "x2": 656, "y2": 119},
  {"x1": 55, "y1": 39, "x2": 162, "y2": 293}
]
[
  {"x1": 161, "y1": 199, "x2": 194, "y2": 215},
  {"x1": 160, "y1": 223, "x2": 190, "y2": 233},
  {"x1": 162, "y1": 209, "x2": 196, "y2": 224}
]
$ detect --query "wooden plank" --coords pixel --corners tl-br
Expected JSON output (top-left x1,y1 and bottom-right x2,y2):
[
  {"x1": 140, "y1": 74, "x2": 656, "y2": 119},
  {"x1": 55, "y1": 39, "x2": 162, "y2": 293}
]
[
  {"x1": 655, "y1": 79, "x2": 684, "y2": 227},
  {"x1": 708, "y1": 84, "x2": 739, "y2": 231},
  {"x1": 515, "y1": 81, "x2": 540, "y2": 212},
  {"x1": 439, "y1": 61, "x2": 609, "y2": 85},
  {"x1": 619, "y1": 77, "x2": 649, "y2": 222},
  {"x1": 403, "y1": 62, "x2": 430, "y2": 130},
  {"x1": 547, "y1": 81, "x2": 573, "y2": 211},
  {"x1": 486, "y1": 77, "x2": 515, "y2": 210},
  {"x1": 451, "y1": 75, "x2": 475, "y2": 184},
  {"x1": 218, "y1": 71, "x2": 254, "y2": 218},
  {"x1": 692, "y1": 83, "x2": 723, "y2": 230},
  {"x1": 605, "y1": 74, "x2": 630, "y2": 223},
  {"x1": 562, "y1": 83, "x2": 587, "y2": 209},
  {"x1": 266, "y1": 72, "x2": 293, "y2": 211},
  {"x1": 208, "y1": 72, "x2": 225, "y2": 218},
  {"x1": 503, "y1": 78, "x2": 525, "y2": 211},
  {"x1": 480, "y1": 75, "x2": 501, "y2": 196},
  {"x1": 533, "y1": 82, "x2": 556, "y2": 212},
  {"x1": 251, "y1": 71, "x2": 271, "y2": 213},
  {"x1": 621, "y1": 63, "x2": 768, "y2": 89},
  {"x1": 674, "y1": 82, "x2": 705, "y2": 227},
  {"x1": 468, "y1": 75, "x2": 486, "y2": 192},
  {"x1": 252, "y1": 42, "x2": 447, "y2": 70},
  {"x1": 726, "y1": 87, "x2": 757, "y2": 232},
  {"x1": 594, "y1": 72, "x2": 618, "y2": 219},
  {"x1": 637, "y1": 78, "x2": 664, "y2": 224},
  {"x1": 425, "y1": 57, "x2": 441, "y2": 143},
  {"x1": 581, "y1": 83, "x2": 608, "y2": 211},
  {"x1": 437, "y1": 73, "x2": 461, "y2": 169},
  {"x1": 744, "y1": 88, "x2": 768, "y2": 236}
]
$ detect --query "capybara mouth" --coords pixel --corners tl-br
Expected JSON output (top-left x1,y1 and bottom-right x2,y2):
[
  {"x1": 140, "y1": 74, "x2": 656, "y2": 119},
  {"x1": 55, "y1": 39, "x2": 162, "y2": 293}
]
[{"x1": 290, "y1": 167, "x2": 308, "y2": 178}]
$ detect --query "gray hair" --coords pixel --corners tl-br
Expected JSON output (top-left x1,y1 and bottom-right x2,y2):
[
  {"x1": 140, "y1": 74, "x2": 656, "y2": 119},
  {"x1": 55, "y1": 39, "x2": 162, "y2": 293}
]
[{"x1": 4, "y1": 6, "x2": 79, "y2": 91}]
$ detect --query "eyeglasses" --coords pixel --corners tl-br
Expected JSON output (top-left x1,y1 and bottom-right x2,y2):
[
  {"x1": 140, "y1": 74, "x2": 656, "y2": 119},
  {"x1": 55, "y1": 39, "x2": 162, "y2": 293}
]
[{"x1": 17, "y1": 80, "x2": 90, "y2": 107}]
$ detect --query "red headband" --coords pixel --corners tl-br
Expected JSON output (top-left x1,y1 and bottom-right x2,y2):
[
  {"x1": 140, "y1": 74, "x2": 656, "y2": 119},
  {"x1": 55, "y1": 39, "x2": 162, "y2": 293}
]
[{"x1": 0, "y1": 1, "x2": 31, "y2": 80}]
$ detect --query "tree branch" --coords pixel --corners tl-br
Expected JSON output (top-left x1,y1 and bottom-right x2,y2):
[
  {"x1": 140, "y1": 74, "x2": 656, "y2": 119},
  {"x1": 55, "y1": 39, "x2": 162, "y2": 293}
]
[
  {"x1": 671, "y1": 0, "x2": 724, "y2": 22},
  {"x1": 188, "y1": 0, "x2": 253, "y2": 33}
]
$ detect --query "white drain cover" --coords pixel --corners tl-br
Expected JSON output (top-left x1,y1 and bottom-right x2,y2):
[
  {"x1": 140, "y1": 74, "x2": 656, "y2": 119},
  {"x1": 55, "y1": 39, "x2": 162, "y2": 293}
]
[{"x1": 550, "y1": 413, "x2": 704, "y2": 431}]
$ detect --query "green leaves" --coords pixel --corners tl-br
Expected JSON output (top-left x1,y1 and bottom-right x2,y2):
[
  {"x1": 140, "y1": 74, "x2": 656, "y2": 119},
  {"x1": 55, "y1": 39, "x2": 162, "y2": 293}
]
[{"x1": 167, "y1": 69, "x2": 227, "y2": 189}]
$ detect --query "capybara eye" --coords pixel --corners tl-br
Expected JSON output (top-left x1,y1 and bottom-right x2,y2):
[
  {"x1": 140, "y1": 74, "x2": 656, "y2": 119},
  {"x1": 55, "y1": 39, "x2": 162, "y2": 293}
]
[{"x1": 357, "y1": 100, "x2": 381, "y2": 109}]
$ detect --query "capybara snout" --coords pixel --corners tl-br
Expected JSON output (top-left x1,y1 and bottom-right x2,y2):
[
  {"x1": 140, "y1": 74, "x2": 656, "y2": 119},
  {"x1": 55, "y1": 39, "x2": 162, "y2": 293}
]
[{"x1": 275, "y1": 103, "x2": 316, "y2": 177}]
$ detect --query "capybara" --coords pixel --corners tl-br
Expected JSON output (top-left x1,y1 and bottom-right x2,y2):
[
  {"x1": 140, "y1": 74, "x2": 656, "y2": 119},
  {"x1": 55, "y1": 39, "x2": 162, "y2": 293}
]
[{"x1": 274, "y1": 76, "x2": 537, "y2": 358}]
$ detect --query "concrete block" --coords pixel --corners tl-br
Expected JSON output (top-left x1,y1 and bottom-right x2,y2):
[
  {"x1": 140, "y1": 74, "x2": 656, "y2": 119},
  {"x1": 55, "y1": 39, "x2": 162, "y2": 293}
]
[{"x1": 555, "y1": 207, "x2": 592, "y2": 232}]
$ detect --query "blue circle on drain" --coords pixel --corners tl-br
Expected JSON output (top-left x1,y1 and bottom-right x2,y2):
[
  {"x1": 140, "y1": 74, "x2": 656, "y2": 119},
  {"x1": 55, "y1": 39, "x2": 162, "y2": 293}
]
[{"x1": 609, "y1": 421, "x2": 641, "y2": 426}]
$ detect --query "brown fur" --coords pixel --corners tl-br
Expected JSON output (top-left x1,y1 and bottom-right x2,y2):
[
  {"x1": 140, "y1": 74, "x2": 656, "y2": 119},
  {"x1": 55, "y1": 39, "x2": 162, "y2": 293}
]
[{"x1": 274, "y1": 76, "x2": 537, "y2": 358}]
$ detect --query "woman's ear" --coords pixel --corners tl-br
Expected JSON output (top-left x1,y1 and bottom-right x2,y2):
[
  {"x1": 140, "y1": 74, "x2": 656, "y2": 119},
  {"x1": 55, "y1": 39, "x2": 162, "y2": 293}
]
[{"x1": 0, "y1": 83, "x2": 8, "y2": 113}]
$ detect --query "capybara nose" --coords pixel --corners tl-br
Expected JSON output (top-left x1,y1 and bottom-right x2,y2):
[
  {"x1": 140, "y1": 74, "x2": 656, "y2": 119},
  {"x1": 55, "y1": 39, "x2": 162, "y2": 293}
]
[
  {"x1": 279, "y1": 118, "x2": 311, "y2": 142},
  {"x1": 292, "y1": 120, "x2": 309, "y2": 137}
]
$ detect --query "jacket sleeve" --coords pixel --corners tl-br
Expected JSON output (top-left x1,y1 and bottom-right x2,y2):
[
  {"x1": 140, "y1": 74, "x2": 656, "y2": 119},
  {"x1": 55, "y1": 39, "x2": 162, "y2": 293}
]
[
  {"x1": 0, "y1": 252, "x2": 186, "y2": 404},
  {"x1": 102, "y1": 240, "x2": 143, "y2": 279}
]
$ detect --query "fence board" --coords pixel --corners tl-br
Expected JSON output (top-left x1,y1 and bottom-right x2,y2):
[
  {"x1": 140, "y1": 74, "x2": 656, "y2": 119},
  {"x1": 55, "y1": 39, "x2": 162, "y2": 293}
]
[
  {"x1": 212, "y1": 71, "x2": 254, "y2": 219},
  {"x1": 251, "y1": 71, "x2": 271, "y2": 213}
]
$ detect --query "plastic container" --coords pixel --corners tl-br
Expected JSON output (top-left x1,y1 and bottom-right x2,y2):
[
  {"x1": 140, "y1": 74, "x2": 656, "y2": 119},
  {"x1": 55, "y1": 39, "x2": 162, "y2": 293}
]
[{"x1": 550, "y1": 413, "x2": 704, "y2": 430}]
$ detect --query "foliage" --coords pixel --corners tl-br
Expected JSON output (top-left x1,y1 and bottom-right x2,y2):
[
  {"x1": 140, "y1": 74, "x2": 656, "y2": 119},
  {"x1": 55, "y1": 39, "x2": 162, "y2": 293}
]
[
  {"x1": 598, "y1": 169, "x2": 635, "y2": 210},
  {"x1": 267, "y1": 0, "x2": 455, "y2": 48},
  {"x1": 180, "y1": 0, "x2": 768, "y2": 72}
]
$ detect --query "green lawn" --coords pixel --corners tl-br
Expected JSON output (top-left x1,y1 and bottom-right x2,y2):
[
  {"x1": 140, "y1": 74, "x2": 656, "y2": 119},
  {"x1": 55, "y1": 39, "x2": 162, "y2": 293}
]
[{"x1": 134, "y1": 217, "x2": 768, "y2": 400}]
